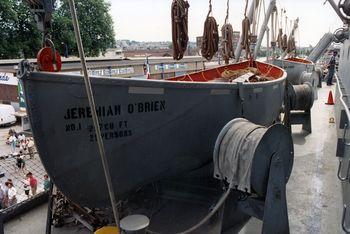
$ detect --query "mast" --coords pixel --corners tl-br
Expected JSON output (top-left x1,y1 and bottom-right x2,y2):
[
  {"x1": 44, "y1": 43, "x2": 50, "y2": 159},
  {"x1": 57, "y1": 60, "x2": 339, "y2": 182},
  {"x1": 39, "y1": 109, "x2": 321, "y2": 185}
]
[{"x1": 253, "y1": 0, "x2": 277, "y2": 59}]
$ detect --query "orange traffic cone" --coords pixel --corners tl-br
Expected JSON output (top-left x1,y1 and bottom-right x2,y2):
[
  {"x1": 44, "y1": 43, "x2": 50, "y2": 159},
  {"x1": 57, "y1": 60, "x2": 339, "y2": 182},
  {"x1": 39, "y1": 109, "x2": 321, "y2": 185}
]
[{"x1": 325, "y1": 91, "x2": 335, "y2": 105}]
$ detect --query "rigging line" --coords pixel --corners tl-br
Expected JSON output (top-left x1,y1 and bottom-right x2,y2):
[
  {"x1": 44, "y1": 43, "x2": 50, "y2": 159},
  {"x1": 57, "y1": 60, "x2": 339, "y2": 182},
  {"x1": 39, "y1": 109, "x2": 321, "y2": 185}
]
[
  {"x1": 262, "y1": 0, "x2": 266, "y2": 18},
  {"x1": 298, "y1": 25, "x2": 301, "y2": 54},
  {"x1": 207, "y1": 0, "x2": 213, "y2": 18},
  {"x1": 244, "y1": 0, "x2": 249, "y2": 17},
  {"x1": 225, "y1": 0, "x2": 230, "y2": 24},
  {"x1": 275, "y1": 9, "x2": 279, "y2": 39},
  {"x1": 255, "y1": 0, "x2": 262, "y2": 35},
  {"x1": 67, "y1": 0, "x2": 121, "y2": 229}
]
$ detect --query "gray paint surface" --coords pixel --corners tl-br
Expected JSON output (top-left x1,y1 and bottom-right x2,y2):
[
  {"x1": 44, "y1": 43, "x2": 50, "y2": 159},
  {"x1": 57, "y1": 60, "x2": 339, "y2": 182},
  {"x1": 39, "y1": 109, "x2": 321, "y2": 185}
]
[
  {"x1": 273, "y1": 59, "x2": 315, "y2": 84},
  {"x1": 22, "y1": 70, "x2": 286, "y2": 208},
  {"x1": 4, "y1": 85, "x2": 342, "y2": 234}
]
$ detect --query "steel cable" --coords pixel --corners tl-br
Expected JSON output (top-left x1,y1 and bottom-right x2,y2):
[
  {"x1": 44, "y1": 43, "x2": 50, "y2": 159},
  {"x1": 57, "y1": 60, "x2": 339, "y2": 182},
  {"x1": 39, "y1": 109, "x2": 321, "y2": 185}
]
[
  {"x1": 68, "y1": 0, "x2": 121, "y2": 229},
  {"x1": 201, "y1": 0, "x2": 219, "y2": 61},
  {"x1": 171, "y1": 0, "x2": 190, "y2": 60}
]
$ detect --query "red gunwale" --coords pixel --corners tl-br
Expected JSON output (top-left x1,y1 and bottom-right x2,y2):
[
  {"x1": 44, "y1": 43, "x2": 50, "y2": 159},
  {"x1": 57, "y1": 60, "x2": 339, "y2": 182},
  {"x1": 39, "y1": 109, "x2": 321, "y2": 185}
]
[
  {"x1": 165, "y1": 61, "x2": 284, "y2": 82},
  {"x1": 285, "y1": 57, "x2": 312, "y2": 64}
]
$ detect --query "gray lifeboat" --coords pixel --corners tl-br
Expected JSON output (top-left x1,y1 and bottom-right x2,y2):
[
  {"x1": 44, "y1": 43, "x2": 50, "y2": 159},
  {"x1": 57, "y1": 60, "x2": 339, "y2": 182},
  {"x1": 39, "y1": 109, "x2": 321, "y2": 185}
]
[{"x1": 20, "y1": 60, "x2": 287, "y2": 208}]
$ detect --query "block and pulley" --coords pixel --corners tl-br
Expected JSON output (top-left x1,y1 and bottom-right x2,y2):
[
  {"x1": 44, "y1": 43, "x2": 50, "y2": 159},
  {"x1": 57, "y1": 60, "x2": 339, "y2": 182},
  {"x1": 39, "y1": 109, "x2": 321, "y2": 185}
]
[{"x1": 37, "y1": 46, "x2": 62, "y2": 72}]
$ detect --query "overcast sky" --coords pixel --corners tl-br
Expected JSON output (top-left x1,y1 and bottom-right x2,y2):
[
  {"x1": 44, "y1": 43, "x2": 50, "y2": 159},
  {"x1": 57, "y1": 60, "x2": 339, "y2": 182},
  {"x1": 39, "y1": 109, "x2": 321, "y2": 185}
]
[{"x1": 108, "y1": 0, "x2": 342, "y2": 46}]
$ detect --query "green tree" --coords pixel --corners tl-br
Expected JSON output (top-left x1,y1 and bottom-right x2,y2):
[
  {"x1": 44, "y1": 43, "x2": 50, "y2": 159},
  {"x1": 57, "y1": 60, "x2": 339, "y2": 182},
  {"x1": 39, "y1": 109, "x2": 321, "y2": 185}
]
[
  {"x1": 0, "y1": 0, "x2": 17, "y2": 59},
  {"x1": 0, "y1": 0, "x2": 41, "y2": 59},
  {"x1": 52, "y1": 0, "x2": 116, "y2": 57},
  {"x1": 0, "y1": 0, "x2": 116, "y2": 59},
  {"x1": 14, "y1": 0, "x2": 42, "y2": 58}
]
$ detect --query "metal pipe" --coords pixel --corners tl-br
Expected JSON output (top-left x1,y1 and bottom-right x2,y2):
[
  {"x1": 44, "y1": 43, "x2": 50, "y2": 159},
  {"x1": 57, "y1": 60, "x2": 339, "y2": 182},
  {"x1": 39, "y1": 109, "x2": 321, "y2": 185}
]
[
  {"x1": 253, "y1": 0, "x2": 276, "y2": 59},
  {"x1": 68, "y1": 0, "x2": 120, "y2": 228},
  {"x1": 307, "y1": 33, "x2": 334, "y2": 63},
  {"x1": 234, "y1": 0, "x2": 259, "y2": 62}
]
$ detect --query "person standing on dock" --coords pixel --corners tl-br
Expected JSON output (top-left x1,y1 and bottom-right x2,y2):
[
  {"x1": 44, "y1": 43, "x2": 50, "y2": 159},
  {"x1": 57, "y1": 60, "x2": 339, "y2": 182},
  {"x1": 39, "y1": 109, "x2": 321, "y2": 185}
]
[
  {"x1": 26, "y1": 172, "x2": 37, "y2": 196},
  {"x1": 326, "y1": 51, "x2": 338, "y2": 86},
  {"x1": 27, "y1": 138, "x2": 35, "y2": 159},
  {"x1": 6, "y1": 181, "x2": 17, "y2": 206},
  {"x1": 8, "y1": 132, "x2": 17, "y2": 155},
  {"x1": 43, "y1": 174, "x2": 52, "y2": 191}
]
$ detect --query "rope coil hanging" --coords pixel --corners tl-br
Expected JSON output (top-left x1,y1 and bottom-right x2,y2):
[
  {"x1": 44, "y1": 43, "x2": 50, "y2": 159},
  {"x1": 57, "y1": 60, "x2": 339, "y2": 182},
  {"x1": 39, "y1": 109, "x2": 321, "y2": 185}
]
[
  {"x1": 277, "y1": 8, "x2": 285, "y2": 49},
  {"x1": 201, "y1": 0, "x2": 219, "y2": 61},
  {"x1": 171, "y1": 0, "x2": 190, "y2": 60},
  {"x1": 241, "y1": 0, "x2": 252, "y2": 59},
  {"x1": 287, "y1": 36, "x2": 296, "y2": 54},
  {"x1": 282, "y1": 15, "x2": 288, "y2": 51},
  {"x1": 221, "y1": 0, "x2": 234, "y2": 64}
]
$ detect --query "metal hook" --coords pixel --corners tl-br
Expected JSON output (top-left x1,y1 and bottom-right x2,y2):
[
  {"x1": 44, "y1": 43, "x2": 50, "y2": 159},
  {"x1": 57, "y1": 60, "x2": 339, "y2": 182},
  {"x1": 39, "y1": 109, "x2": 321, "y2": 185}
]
[
  {"x1": 342, "y1": 204, "x2": 350, "y2": 233},
  {"x1": 343, "y1": 124, "x2": 350, "y2": 147},
  {"x1": 338, "y1": 159, "x2": 350, "y2": 181}
]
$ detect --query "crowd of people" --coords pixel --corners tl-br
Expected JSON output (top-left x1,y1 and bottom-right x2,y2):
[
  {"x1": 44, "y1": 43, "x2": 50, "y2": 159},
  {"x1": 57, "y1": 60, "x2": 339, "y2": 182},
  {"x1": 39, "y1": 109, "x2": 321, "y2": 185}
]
[
  {"x1": 2, "y1": 128, "x2": 54, "y2": 209},
  {"x1": 6, "y1": 129, "x2": 35, "y2": 157},
  {"x1": 0, "y1": 173, "x2": 51, "y2": 209}
]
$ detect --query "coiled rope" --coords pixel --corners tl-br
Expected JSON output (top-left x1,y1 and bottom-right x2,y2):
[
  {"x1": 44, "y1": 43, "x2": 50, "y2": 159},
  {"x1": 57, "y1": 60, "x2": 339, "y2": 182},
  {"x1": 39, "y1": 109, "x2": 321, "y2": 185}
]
[
  {"x1": 221, "y1": 0, "x2": 234, "y2": 64},
  {"x1": 277, "y1": 8, "x2": 286, "y2": 50},
  {"x1": 277, "y1": 28, "x2": 283, "y2": 49},
  {"x1": 282, "y1": 15, "x2": 288, "y2": 51},
  {"x1": 240, "y1": 0, "x2": 252, "y2": 59},
  {"x1": 287, "y1": 36, "x2": 296, "y2": 54},
  {"x1": 201, "y1": 0, "x2": 219, "y2": 61},
  {"x1": 171, "y1": 0, "x2": 190, "y2": 60}
]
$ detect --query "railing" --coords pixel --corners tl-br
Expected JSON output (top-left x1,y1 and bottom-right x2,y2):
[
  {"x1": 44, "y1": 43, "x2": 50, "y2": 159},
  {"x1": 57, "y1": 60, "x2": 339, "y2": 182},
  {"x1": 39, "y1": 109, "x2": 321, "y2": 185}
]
[{"x1": 336, "y1": 75, "x2": 350, "y2": 233}]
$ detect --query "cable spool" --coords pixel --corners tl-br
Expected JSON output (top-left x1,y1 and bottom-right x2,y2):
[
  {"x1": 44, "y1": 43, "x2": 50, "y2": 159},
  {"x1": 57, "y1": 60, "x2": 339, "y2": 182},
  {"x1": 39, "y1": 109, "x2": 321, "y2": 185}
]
[
  {"x1": 300, "y1": 71, "x2": 319, "y2": 100},
  {"x1": 300, "y1": 71, "x2": 318, "y2": 86},
  {"x1": 314, "y1": 67, "x2": 324, "y2": 88},
  {"x1": 314, "y1": 67, "x2": 324, "y2": 80},
  {"x1": 171, "y1": 0, "x2": 190, "y2": 60},
  {"x1": 213, "y1": 118, "x2": 294, "y2": 197},
  {"x1": 288, "y1": 82, "x2": 314, "y2": 111}
]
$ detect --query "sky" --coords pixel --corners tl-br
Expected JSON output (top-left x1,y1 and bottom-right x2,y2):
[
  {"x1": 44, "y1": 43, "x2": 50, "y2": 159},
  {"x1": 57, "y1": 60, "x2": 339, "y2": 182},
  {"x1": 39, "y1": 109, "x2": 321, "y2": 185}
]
[{"x1": 108, "y1": 0, "x2": 342, "y2": 47}]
